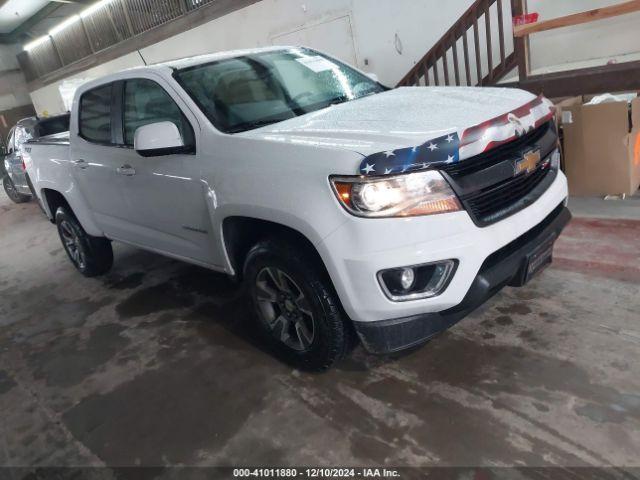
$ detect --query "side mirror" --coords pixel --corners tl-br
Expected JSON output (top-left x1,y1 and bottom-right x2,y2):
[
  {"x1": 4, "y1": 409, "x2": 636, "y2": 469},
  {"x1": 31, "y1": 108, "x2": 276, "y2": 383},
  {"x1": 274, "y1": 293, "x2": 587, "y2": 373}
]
[
  {"x1": 367, "y1": 72, "x2": 380, "y2": 83},
  {"x1": 134, "y1": 121, "x2": 189, "y2": 157}
]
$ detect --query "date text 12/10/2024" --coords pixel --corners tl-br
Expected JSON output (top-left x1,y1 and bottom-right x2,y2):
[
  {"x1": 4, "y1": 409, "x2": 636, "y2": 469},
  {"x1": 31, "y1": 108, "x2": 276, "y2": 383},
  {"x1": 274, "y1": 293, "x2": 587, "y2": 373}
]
[{"x1": 233, "y1": 468, "x2": 401, "y2": 478}]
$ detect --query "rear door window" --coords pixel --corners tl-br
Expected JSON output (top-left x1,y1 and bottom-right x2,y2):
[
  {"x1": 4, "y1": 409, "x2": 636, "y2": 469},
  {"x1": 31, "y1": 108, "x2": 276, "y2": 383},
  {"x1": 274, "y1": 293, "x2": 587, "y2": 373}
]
[{"x1": 79, "y1": 84, "x2": 113, "y2": 143}]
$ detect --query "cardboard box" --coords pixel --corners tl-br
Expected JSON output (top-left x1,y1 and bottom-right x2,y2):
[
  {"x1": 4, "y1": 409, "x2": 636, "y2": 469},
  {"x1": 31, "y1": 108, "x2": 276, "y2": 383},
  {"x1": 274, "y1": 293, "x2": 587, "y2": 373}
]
[{"x1": 559, "y1": 96, "x2": 640, "y2": 196}]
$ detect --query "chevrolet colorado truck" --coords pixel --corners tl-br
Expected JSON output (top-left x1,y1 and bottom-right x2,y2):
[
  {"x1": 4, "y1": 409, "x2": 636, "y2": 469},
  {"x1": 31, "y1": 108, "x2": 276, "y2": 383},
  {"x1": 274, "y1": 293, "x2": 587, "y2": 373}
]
[
  {"x1": 3, "y1": 114, "x2": 69, "y2": 203},
  {"x1": 25, "y1": 47, "x2": 571, "y2": 370}
]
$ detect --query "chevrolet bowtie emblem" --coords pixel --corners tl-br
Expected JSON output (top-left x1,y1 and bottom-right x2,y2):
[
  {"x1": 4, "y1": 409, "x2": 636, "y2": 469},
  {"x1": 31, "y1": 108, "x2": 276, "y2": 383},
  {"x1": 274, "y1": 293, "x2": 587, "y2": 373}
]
[{"x1": 515, "y1": 149, "x2": 541, "y2": 176}]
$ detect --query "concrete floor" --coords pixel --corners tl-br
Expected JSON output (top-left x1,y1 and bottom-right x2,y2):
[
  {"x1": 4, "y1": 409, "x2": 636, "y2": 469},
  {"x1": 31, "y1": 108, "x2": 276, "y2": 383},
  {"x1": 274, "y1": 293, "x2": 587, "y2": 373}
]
[{"x1": 1, "y1": 191, "x2": 639, "y2": 470}]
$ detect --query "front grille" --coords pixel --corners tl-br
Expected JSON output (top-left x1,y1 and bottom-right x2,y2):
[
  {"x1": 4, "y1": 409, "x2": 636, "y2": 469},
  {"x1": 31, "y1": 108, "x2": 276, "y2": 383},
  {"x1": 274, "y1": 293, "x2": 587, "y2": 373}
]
[
  {"x1": 439, "y1": 121, "x2": 557, "y2": 227},
  {"x1": 441, "y1": 121, "x2": 552, "y2": 179},
  {"x1": 463, "y1": 164, "x2": 552, "y2": 224}
]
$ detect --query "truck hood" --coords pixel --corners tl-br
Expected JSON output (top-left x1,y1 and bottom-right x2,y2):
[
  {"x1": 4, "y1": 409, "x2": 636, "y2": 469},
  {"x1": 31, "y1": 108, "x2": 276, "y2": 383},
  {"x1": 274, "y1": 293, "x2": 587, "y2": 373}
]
[
  {"x1": 244, "y1": 87, "x2": 536, "y2": 153},
  {"x1": 242, "y1": 87, "x2": 555, "y2": 176}
]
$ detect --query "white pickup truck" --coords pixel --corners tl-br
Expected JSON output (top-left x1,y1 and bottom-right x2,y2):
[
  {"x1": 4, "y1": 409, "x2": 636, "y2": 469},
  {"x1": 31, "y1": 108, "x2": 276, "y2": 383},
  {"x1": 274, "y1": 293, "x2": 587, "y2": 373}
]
[{"x1": 25, "y1": 46, "x2": 570, "y2": 369}]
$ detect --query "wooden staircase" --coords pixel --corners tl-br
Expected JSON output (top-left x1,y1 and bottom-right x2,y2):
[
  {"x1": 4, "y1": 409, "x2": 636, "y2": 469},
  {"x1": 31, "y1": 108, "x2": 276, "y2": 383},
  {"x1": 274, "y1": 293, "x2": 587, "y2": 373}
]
[
  {"x1": 397, "y1": 0, "x2": 523, "y2": 88},
  {"x1": 397, "y1": 0, "x2": 640, "y2": 98}
]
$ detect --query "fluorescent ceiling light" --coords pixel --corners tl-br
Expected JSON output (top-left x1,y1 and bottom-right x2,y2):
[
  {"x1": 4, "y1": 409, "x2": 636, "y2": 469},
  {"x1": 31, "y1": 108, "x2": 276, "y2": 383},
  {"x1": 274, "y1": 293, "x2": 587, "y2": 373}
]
[
  {"x1": 81, "y1": 0, "x2": 114, "y2": 18},
  {"x1": 24, "y1": 36, "x2": 50, "y2": 52},
  {"x1": 49, "y1": 14, "x2": 81, "y2": 36},
  {"x1": 23, "y1": 0, "x2": 114, "y2": 52}
]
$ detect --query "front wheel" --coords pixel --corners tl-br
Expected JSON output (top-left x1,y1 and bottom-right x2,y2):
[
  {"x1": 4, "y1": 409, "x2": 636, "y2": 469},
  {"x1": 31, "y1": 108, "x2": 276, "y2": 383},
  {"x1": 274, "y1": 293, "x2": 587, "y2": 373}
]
[
  {"x1": 55, "y1": 207, "x2": 113, "y2": 277},
  {"x1": 3, "y1": 176, "x2": 30, "y2": 203},
  {"x1": 244, "y1": 237, "x2": 352, "y2": 371}
]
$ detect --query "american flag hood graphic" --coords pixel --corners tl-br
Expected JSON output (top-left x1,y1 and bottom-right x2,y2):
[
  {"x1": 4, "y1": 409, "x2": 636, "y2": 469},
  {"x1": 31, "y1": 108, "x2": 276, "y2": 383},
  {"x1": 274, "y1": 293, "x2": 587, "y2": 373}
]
[{"x1": 358, "y1": 95, "x2": 555, "y2": 176}]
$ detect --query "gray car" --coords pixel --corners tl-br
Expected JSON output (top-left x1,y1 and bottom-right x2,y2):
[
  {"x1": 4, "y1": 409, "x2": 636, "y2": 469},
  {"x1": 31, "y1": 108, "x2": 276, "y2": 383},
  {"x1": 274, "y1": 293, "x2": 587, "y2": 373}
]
[{"x1": 3, "y1": 114, "x2": 69, "y2": 203}]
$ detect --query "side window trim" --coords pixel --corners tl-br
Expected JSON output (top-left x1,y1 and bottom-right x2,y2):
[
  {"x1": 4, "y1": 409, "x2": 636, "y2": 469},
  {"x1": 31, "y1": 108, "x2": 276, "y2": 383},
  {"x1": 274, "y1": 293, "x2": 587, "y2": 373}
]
[{"x1": 111, "y1": 81, "x2": 125, "y2": 145}]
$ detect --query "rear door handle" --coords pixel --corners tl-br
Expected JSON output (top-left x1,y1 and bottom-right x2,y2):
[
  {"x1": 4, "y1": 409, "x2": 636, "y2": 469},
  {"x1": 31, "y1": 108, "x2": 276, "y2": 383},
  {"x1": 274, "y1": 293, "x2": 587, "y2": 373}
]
[
  {"x1": 73, "y1": 159, "x2": 88, "y2": 169},
  {"x1": 116, "y1": 165, "x2": 136, "y2": 176}
]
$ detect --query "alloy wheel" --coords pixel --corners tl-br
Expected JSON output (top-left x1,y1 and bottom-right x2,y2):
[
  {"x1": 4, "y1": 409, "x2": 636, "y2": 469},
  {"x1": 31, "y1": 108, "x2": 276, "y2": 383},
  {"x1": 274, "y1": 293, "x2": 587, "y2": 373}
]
[
  {"x1": 59, "y1": 220, "x2": 87, "y2": 270},
  {"x1": 255, "y1": 267, "x2": 316, "y2": 351}
]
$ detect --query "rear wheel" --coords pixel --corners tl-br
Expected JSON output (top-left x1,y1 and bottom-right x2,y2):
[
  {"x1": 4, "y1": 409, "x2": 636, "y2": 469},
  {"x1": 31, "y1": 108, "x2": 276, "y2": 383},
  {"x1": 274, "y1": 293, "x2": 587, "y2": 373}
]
[
  {"x1": 245, "y1": 237, "x2": 352, "y2": 370},
  {"x1": 3, "y1": 176, "x2": 30, "y2": 203},
  {"x1": 55, "y1": 207, "x2": 113, "y2": 277}
]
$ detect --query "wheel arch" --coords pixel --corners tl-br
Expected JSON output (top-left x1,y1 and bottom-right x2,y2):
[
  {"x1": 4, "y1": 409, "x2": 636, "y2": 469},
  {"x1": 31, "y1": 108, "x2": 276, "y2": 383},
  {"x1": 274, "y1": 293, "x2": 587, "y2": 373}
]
[
  {"x1": 222, "y1": 216, "x2": 330, "y2": 282},
  {"x1": 37, "y1": 187, "x2": 103, "y2": 236},
  {"x1": 40, "y1": 188, "x2": 71, "y2": 223}
]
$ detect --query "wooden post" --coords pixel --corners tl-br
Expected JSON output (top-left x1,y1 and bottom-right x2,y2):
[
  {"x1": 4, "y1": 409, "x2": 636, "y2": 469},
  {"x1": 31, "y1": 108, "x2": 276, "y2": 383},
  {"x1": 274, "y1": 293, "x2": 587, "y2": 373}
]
[
  {"x1": 511, "y1": 0, "x2": 530, "y2": 82},
  {"x1": 513, "y1": 0, "x2": 640, "y2": 37}
]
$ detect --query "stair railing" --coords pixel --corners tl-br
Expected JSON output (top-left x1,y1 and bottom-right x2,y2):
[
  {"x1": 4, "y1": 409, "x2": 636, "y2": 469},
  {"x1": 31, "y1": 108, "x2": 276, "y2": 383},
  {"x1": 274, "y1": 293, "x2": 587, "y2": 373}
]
[{"x1": 397, "y1": 0, "x2": 523, "y2": 88}]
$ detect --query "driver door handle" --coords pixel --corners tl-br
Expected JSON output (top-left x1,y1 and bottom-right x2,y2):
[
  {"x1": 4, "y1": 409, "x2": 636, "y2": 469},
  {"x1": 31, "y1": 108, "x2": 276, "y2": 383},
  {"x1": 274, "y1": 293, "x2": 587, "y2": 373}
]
[{"x1": 116, "y1": 164, "x2": 136, "y2": 176}]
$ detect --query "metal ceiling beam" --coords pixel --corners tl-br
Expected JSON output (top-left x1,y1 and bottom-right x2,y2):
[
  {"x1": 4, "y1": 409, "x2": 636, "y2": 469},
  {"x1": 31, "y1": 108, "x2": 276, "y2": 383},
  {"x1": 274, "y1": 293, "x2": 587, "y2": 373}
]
[
  {"x1": 25, "y1": 0, "x2": 262, "y2": 90},
  {"x1": 0, "y1": 2, "x2": 63, "y2": 44},
  {"x1": 0, "y1": 0, "x2": 95, "y2": 44}
]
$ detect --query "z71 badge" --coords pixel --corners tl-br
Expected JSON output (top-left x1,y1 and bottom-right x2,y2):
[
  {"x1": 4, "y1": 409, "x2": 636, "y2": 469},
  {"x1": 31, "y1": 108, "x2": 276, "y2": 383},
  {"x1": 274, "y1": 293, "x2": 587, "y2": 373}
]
[{"x1": 515, "y1": 149, "x2": 541, "y2": 176}]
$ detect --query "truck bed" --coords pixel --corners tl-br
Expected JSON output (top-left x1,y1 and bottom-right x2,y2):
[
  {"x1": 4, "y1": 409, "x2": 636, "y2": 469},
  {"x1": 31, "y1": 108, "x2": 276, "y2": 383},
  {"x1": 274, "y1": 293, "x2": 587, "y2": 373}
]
[
  {"x1": 24, "y1": 132, "x2": 72, "y2": 212},
  {"x1": 28, "y1": 131, "x2": 70, "y2": 146}
]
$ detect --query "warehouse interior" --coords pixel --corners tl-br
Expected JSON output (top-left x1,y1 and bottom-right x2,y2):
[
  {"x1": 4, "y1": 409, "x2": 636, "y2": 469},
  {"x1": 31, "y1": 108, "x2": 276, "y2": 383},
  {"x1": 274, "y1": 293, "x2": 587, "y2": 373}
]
[{"x1": 1, "y1": 0, "x2": 639, "y2": 477}]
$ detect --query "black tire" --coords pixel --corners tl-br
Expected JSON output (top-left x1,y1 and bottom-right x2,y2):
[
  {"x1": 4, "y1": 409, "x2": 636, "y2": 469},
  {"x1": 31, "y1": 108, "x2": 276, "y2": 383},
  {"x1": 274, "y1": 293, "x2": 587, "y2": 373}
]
[
  {"x1": 244, "y1": 236, "x2": 352, "y2": 371},
  {"x1": 3, "y1": 176, "x2": 30, "y2": 203},
  {"x1": 55, "y1": 207, "x2": 113, "y2": 277}
]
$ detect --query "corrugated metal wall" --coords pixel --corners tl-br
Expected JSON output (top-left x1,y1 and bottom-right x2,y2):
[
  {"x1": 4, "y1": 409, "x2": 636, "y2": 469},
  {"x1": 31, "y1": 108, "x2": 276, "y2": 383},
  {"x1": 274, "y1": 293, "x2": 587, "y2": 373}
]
[{"x1": 18, "y1": 0, "x2": 219, "y2": 82}]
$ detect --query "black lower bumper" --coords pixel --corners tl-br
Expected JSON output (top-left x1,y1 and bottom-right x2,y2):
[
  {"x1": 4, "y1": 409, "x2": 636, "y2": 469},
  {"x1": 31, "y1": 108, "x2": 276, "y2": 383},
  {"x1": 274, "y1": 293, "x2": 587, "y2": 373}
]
[{"x1": 354, "y1": 203, "x2": 572, "y2": 354}]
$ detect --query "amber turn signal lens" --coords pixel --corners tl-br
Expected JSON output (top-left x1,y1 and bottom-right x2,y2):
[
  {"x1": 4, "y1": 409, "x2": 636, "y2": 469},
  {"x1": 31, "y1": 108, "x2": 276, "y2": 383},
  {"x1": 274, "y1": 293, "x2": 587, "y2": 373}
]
[
  {"x1": 400, "y1": 197, "x2": 462, "y2": 216},
  {"x1": 334, "y1": 182, "x2": 353, "y2": 207}
]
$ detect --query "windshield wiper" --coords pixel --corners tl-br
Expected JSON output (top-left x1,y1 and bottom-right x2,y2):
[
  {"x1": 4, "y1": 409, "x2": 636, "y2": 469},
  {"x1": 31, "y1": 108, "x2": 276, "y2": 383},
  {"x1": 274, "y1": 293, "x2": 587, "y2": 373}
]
[
  {"x1": 227, "y1": 119, "x2": 284, "y2": 133},
  {"x1": 326, "y1": 95, "x2": 350, "y2": 107}
]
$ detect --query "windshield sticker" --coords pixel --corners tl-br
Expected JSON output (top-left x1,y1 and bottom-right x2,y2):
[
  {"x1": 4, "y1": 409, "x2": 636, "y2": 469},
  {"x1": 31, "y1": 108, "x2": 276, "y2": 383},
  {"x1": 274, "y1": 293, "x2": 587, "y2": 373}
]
[
  {"x1": 359, "y1": 132, "x2": 460, "y2": 176},
  {"x1": 296, "y1": 56, "x2": 336, "y2": 73},
  {"x1": 359, "y1": 95, "x2": 555, "y2": 176}
]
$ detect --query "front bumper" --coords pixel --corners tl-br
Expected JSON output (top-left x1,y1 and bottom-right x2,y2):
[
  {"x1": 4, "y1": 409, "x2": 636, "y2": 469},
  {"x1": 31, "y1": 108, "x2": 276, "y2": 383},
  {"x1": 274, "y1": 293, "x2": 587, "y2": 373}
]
[
  {"x1": 319, "y1": 171, "x2": 569, "y2": 325},
  {"x1": 352, "y1": 203, "x2": 571, "y2": 353}
]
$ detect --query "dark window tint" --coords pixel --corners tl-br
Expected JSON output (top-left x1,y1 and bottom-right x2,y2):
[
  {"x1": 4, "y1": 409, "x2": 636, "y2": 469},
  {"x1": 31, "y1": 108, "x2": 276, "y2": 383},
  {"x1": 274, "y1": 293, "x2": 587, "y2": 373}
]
[
  {"x1": 123, "y1": 79, "x2": 194, "y2": 147},
  {"x1": 37, "y1": 114, "x2": 70, "y2": 137},
  {"x1": 79, "y1": 84, "x2": 112, "y2": 143}
]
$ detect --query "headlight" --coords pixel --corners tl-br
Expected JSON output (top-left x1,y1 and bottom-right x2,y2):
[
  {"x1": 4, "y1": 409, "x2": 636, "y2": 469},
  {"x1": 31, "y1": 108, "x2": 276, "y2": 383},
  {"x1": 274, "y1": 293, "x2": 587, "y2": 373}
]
[{"x1": 331, "y1": 170, "x2": 461, "y2": 218}]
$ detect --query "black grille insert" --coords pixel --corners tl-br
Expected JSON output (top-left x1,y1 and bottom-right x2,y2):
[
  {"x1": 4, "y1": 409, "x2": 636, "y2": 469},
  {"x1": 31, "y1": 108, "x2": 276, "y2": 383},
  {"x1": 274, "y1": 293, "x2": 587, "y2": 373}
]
[
  {"x1": 463, "y1": 165, "x2": 553, "y2": 224},
  {"x1": 440, "y1": 121, "x2": 558, "y2": 227}
]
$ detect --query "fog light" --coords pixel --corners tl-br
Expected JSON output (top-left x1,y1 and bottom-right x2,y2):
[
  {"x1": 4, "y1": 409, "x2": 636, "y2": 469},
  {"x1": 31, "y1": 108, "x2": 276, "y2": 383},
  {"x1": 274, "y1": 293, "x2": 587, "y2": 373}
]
[
  {"x1": 400, "y1": 268, "x2": 415, "y2": 290},
  {"x1": 378, "y1": 260, "x2": 457, "y2": 302}
]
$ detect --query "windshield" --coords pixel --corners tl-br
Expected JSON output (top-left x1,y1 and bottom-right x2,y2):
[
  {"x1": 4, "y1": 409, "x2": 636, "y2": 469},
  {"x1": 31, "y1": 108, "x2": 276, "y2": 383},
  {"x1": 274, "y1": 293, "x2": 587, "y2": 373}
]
[{"x1": 174, "y1": 48, "x2": 385, "y2": 133}]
